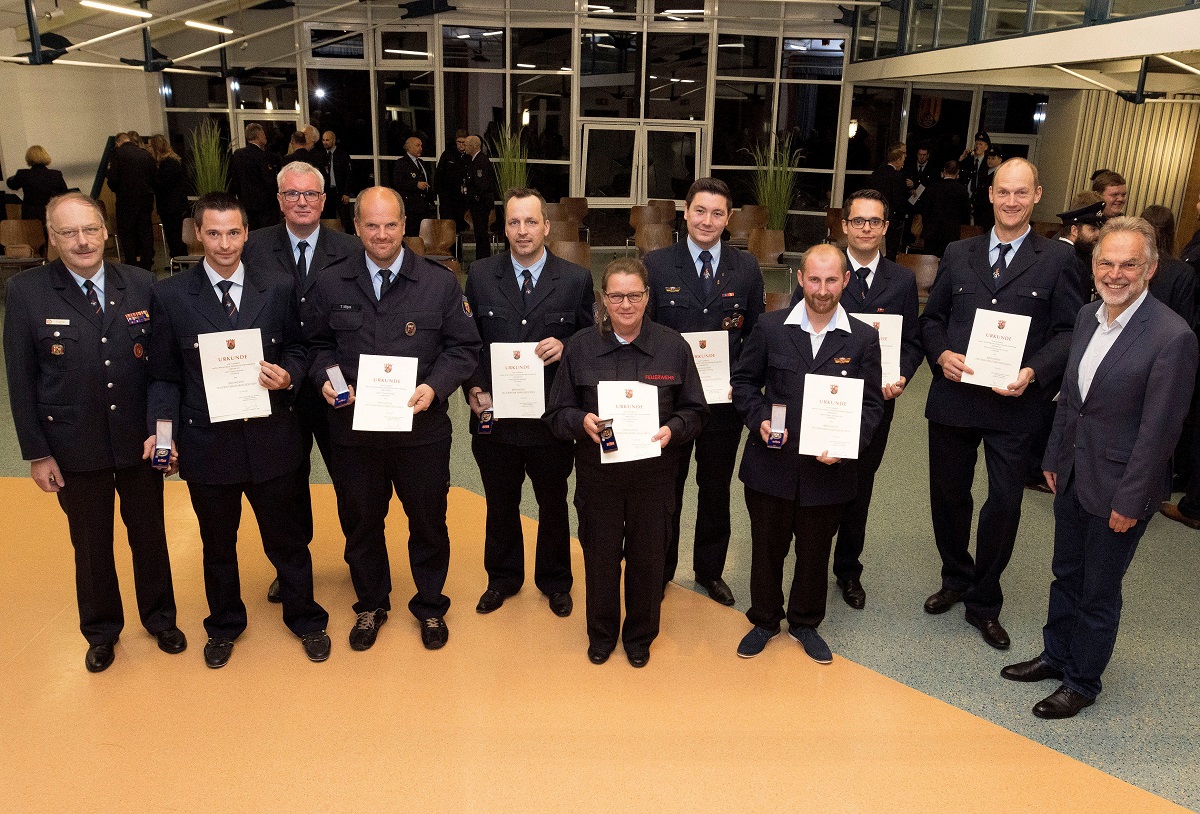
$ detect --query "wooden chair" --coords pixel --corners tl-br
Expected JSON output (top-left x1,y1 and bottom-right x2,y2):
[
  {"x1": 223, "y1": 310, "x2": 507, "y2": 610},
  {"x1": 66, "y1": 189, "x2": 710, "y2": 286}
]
[
  {"x1": 169, "y1": 218, "x2": 204, "y2": 274},
  {"x1": 634, "y1": 223, "x2": 674, "y2": 257},
  {"x1": 646, "y1": 199, "x2": 677, "y2": 218},
  {"x1": 825, "y1": 207, "x2": 848, "y2": 248},
  {"x1": 543, "y1": 202, "x2": 569, "y2": 223},
  {"x1": 959, "y1": 224, "x2": 984, "y2": 240},
  {"x1": 1, "y1": 219, "x2": 45, "y2": 258},
  {"x1": 896, "y1": 252, "x2": 941, "y2": 306},
  {"x1": 765, "y1": 291, "x2": 794, "y2": 312},
  {"x1": 321, "y1": 218, "x2": 346, "y2": 234},
  {"x1": 5, "y1": 203, "x2": 21, "y2": 220},
  {"x1": 404, "y1": 236, "x2": 427, "y2": 256},
  {"x1": 748, "y1": 227, "x2": 786, "y2": 265},
  {"x1": 629, "y1": 204, "x2": 673, "y2": 231},
  {"x1": 561, "y1": 197, "x2": 591, "y2": 243},
  {"x1": 549, "y1": 240, "x2": 591, "y2": 270},
  {"x1": 420, "y1": 218, "x2": 459, "y2": 258},
  {"x1": 547, "y1": 219, "x2": 581, "y2": 245},
  {"x1": 727, "y1": 205, "x2": 769, "y2": 248}
]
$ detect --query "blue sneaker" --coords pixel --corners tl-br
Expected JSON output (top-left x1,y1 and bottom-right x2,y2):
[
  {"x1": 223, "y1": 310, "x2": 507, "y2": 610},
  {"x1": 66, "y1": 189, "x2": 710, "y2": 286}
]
[
  {"x1": 789, "y1": 625, "x2": 833, "y2": 664},
  {"x1": 737, "y1": 625, "x2": 779, "y2": 658}
]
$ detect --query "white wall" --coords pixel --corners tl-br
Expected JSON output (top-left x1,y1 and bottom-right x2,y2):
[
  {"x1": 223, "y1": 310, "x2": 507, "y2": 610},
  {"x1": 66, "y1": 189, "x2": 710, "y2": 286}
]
[
  {"x1": 1031, "y1": 89, "x2": 1085, "y2": 221},
  {"x1": 1, "y1": 40, "x2": 164, "y2": 195}
]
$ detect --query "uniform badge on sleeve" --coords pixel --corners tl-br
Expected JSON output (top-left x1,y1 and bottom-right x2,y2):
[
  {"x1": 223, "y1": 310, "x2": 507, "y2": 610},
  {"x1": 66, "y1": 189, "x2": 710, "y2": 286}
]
[
  {"x1": 133, "y1": 343, "x2": 144, "y2": 359},
  {"x1": 462, "y1": 296, "x2": 473, "y2": 317}
]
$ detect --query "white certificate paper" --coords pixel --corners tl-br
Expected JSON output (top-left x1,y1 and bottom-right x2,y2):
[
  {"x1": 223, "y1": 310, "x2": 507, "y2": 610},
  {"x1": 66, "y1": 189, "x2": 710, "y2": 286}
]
[
  {"x1": 797, "y1": 374, "x2": 864, "y2": 460},
  {"x1": 197, "y1": 329, "x2": 270, "y2": 422},
  {"x1": 352, "y1": 354, "x2": 418, "y2": 432},
  {"x1": 490, "y1": 342, "x2": 545, "y2": 419},
  {"x1": 597, "y1": 380, "x2": 662, "y2": 464},
  {"x1": 681, "y1": 330, "x2": 731, "y2": 404},
  {"x1": 962, "y1": 309, "x2": 1031, "y2": 389},
  {"x1": 850, "y1": 313, "x2": 903, "y2": 386}
]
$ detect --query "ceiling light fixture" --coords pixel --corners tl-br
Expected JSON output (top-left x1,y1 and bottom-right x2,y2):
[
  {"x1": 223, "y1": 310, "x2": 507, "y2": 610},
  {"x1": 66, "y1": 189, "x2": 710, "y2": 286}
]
[
  {"x1": 79, "y1": 1, "x2": 152, "y2": 18},
  {"x1": 185, "y1": 20, "x2": 233, "y2": 34},
  {"x1": 385, "y1": 48, "x2": 429, "y2": 57}
]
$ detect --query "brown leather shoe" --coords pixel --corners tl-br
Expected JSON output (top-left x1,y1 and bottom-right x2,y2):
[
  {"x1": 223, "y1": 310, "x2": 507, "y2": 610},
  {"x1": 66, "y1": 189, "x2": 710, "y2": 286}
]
[{"x1": 1160, "y1": 502, "x2": 1200, "y2": 530}]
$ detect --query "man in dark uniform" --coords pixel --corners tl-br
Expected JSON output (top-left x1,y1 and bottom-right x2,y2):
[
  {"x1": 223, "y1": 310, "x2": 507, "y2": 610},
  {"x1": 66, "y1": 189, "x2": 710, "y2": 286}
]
[
  {"x1": 243, "y1": 161, "x2": 362, "y2": 604},
  {"x1": 306, "y1": 186, "x2": 481, "y2": 651},
  {"x1": 436, "y1": 130, "x2": 470, "y2": 232},
  {"x1": 4, "y1": 192, "x2": 185, "y2": 673},
  {"x1": 464, "y1": 135, "x2": 497, "y2": 260},
  {"x1": 230, "y1": 124, "x2": 282, "y2": 231},
  {"x1": 959, "y1": 131, "x2": 991, "y2": 223},
  {"x1": 320, "y1": 130, "x2": 354, "y2": 233},
  {"x1": 464, "y1": 188, "x2": 595, "y2": 618},
  {"x1": 147, "y1": 192, "x2": 331, "y2": 668},
  {"x1": 866, "y1": 142, "x2": 909, "y2": 258},
  {"x1": 972, "y1": 148, "x2": 1003, "y2": 233},
  {"x1": 1054, "y1": 195, "x2": 1105, "y2": 301},
  {"x1": 790, "y1": 189, "x2": 923, "y2": 609},
  {"x1": 917, "y1": 160, "x2": 971, "y2": 258},
  {"x1": 645, "y1": 177, "x2": 764, "y2": 606},
  {"x1": 732, "y1": 244, "x2": 884, "y2": 664},
  {"x1": 393, "y1": 136, "x2": 435, "y2": 238},
  {"x1": 106, "y1": 131, "x2": 157, "y2": 270},
  {"x1": 919, "y1": 158, "x2": 1083, "y2": 650}
]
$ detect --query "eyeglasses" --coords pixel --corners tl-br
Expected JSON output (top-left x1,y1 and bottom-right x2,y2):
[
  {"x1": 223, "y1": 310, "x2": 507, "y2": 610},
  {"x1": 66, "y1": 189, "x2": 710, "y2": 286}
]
[
  {"x1": 603, "y1": 289, "x2": 647, "y2": 305},
  {"x1": 1094, "y1": 260, "x2": 1146, "y2": 273},
  {"x1": 50, "y1": 225, "x2": 104, "y2": 239},
  {"x1": 845, "y1": 217, "x2": 885, "y2": 229},
  {"x1": 280, "y1": 190, "x2": 323, "y2": 202}
]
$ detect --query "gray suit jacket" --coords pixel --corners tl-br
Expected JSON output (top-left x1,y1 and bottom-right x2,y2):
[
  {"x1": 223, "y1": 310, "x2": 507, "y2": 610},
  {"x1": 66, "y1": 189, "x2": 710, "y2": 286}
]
[{"x1": 1043, "y1": 294, "x2": 1198, "y2": 520}]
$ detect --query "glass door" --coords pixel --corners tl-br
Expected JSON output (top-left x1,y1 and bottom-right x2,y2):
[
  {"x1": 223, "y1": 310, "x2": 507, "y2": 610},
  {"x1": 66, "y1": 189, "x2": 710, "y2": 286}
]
[
  {"x1": 580, "y1": 121, "x2": 702, "y2": 205},
  {"x1": 234, "y1": 111, "x2": 302, "y2": 157}
]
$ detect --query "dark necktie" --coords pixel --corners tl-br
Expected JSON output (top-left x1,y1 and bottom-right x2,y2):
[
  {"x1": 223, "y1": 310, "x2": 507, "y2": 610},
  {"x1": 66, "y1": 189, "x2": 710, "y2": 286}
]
[
  {"x1": 699, "y1": 249, "x2": 714, "y2": 298},
  {"x1": 993, "y1": 243, "x2": 1011, "y2": 284},
  {"x1": 854, "y1": 266, "x2": 871, "y2": 303},
  {"x1": 521, "y1": 269, "x2": 534, "y2": 305},
  {"x1": 414, "y1": 156, "x2": 426, "y2": 182},
  {"x1": 296, "y1": 240, "x2": 309, "y2": 279},
  {"x1": 217, "y1": 280, "x2": 237, "y2": 327},
  {"x1": 379, "y1": 268, "x2": 393, "y2": 299},
  {"x1": 83, "y1": 279, "x2": 102, "y2": 316}
]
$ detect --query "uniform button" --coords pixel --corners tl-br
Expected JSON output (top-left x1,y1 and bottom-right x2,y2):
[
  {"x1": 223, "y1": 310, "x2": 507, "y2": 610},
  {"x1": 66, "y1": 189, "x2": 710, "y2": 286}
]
[
  {"x1": 841, "y1": 370, "x2": 848, "y2": 376},
  {"x1": 300, "y1": 321, "x2": 305, "y2": 328},
  {"x1": 104, "y1": 360, "x2": 111, "y2": 367},
  {"x1": 47, "y1": 415, "x2": 53, "y2": 421},
  {"x1": 101, "y1": 337, "x2": 108, "y2": 343},
  {"x1": 488, "y1": 310, "x2": 494, "y2": 316},
  {"x1": 301, "y1": 297, "x2": 307, "y2": 303},
  {"x1": 669, "y1": 300, "x2": 675, "y2": 306},
  {"x1": 521, "y1": 319, "x2": 527, "y2": 325},
  {"x1": 188, "y1": 419, "x2": 193, "y2": 425},
  {"x1": 271, "y1": 337, "x2": 277, "y2": 344},
  {"x1": 110, "y1": 404, "x2": 117, "y2": 411},
  {"x1": 53, "y1": 331, "x2": 61, "y2": 337},
  {"x1": 141, "y1": 328, "x2": 146, "y2": 334},
  {"x1": 193, "y1": 343, "x2": 199, "y2": 349},
  {"x1": 107, "y1": 382, "x2": 114, "y2": 389},
  {"x1": 1032, "y1": 291, "x2": 1038, "y2": 297},
  {"x1": 702, "y1": 308, "x2": 708, "y2": 314},
  {"x1": 991, "y1": 298, "x2": 997, "y2": 305}
]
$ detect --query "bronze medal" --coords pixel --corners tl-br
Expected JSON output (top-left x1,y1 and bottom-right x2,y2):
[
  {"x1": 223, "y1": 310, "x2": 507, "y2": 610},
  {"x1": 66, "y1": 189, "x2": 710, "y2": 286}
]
[
  {"x1": 731, "y1": 313, "x2": 744, "y2": 329},
  {"x1": 405, "y1": 321, "x2": 417, "y2": 336},
  {"x1": 721, "y1": 316, "x2": 732, "y2": 330},
  {"x1": 133, "y1": 342, "x2": 144, "y2": 359},
  {"x1": 51, "y1": 343, "x2": 64, "y2": 356}
]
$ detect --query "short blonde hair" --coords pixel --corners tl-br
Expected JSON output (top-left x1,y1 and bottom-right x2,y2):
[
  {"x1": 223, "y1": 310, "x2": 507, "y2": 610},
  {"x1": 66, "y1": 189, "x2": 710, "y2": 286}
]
[{"x1": 26, "y1": 145, "x2": 51, "y2": 167}]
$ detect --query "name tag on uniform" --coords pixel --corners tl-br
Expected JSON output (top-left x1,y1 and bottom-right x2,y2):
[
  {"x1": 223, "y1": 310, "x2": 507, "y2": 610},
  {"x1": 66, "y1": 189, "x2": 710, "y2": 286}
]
[{"x1": 46, "y1": 318, "x2": 70, "y2": 325}]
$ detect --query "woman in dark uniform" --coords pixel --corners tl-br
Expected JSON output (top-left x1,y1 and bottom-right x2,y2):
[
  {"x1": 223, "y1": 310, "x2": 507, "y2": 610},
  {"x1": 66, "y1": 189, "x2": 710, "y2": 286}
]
[
  {"x1": 148, "y1": 134, "x2": 189, "y2": 259},
  {"x1": 546, "y1": 257, "x2": 708, "y2": 668},
  {"x1": 6, "y1": 145, "x2": 68, "y2": 233}
]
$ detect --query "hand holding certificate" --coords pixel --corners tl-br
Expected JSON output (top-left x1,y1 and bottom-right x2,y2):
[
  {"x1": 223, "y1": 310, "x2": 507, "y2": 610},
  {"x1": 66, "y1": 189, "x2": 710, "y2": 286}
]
[
  {"x1": 849, "y1": 313, "x2": 903, "y2": 387},
  {"x1": 490, "y1": 342, "x2": 545, "y2": 419},
  {"x1": 352, "y1": 354, "x2": 418, "y2": 432},
  {"x1": 597, "y1": 381, "x2": 662, "y2": 464},
  {"x1": 198, "y1": 329, "x2": 271, "y2": 422},
  {"x1": 961, "y1": 309, "x2": 1032, "y2": 390},
  {"x1": 681, "y1": 330, "x2": 732, "y2": 404},
  {"x1": 797, "y1": 374, "x2": 864, "y2": 460}
]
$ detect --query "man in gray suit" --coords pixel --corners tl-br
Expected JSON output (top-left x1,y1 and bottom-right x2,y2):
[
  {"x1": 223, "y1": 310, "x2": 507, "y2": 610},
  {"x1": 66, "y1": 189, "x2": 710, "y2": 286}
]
[{"x1": 1002, "y1": 217, "x2": 1198, "y2": 719}]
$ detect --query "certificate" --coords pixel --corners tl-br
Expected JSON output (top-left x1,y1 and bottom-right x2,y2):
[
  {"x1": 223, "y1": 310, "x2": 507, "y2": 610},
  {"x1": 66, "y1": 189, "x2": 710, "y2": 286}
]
[
  {"x1": 197, "y1": 329, "x2": 270, "y2": 422},
  {"x1": 490, "y1": 342, "x2": 544, "y2": 419},
  {"x1": 352, "y1": 354, "x2": 418, "y2": 432},
  {"x1": 597, "y1": 380, "x2": 662, "y2": 464},
  {"x1": 681, "y1": 330, "x2": 731, "y2": 404},
  {"x1": 850, "y1": 313, "x2": 903, "y2": 386},
  {"x1": 961, "y1": 309, "x2": 1031, "y2": 389},
  {"x1": 797, "y1": 374, "x2": 864, "y2": 460}
]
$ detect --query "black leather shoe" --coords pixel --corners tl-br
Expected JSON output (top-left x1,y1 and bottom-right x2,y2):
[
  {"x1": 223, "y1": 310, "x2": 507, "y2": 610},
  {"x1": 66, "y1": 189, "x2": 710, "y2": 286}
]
[
  {"x1": 626, "y1": 647, "x2": 650, "y2": 668},
  {"x1": 837, "y1": 577, "x2": 866, "y2": 610},
  {"x1": 548, "y1": 592, "x2": 573, "y2": 617},
  {"x1": 349, "y1": 609, "x2": 387, "y2": 651},
  {"x1": 154, "y1": 627, "x2": 187, "y2": 655},
  {"x1": 475, "y1": 589, "x2": 506, "y2": 614},
  {"x1": 85, "y1": 643, "x2": 115, "y2": 673},
  {"x1": 266, "y1": 577, "x2": 281, "y2": 604},
  {"x1": 965, "y1": 611, "x2": 1011, "y2": 650},
  {"x1": 588, "y1": 644, "x2": 612, "y2": 665},
  {"x1": 1001, "y1": 657, "x2": 1063, "y2": 683},
  {"x1": 203, "y1": 638, "x2": 234, "y2": 669},
  {"x1": 699, "y1": 577, "x2": 736, "y2": 606},
  {"x1": 1033, "y1": 685, "x2": 1095, "y2": 719},
  {"x1": 421, "y1": 616, "x2": 449, "y2": 650},
  {"x1": 924, "y1": 587, "x2": 965, "y2": 615},
  {"x1": 301, "y1": 630, "x2": 331, "y2": 663}
]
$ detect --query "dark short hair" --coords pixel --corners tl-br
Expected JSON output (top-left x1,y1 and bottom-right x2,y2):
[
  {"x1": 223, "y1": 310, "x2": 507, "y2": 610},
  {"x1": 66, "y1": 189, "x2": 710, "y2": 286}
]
[
  {"x1": 842, "y1": 188, "x2": 889, "y2": 222},
  {"x1": 684, "y1": 177, "x2": 733, "y2": 211},
  {"x1": 1091, "y1": 170, "x2": 1126, "y2": 193},
  {"x1": 193, "y1": 192, "x2": 247, "y2": 230},
  {"x1": 503, "y1": 187, "x2": 547, "y2": 213},
  {"x1": 942, "y1": 159, "x2": 959, "y2": 176},
  {"x1": 886, "y1": 142, "x2": 907, "y2": 162},
  {"x1": 289, "y1": 131, "x2": 307, "y2": 146}
]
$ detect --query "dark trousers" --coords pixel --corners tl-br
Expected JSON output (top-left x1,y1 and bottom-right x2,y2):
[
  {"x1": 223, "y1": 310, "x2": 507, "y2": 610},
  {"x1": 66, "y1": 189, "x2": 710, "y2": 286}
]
[
  {"x1": 1041, "y1": 476, "x2": 1147, "y2": 699},
  {"x1": 928, "y1": 420, "x2": 1033, "y2": 619},
  {"x1": 56, "y1": 464, "x2": 176, "y2": 646},
  {"x1": 1026, "y1": 390, "x2": 1058, "y2": 483},
  {"x1": 665, "y1": 424, "x2": 742, "y2": 584},
  {"x1": 441, "y1": 197, "x2": 467, "y2": 233},
  {"x1": 187, "y1": 471, "x2": 328, "y2": 640},
  {"x1": 472, "y1": 435, "x2": 574, "y2": 596},
  {"x1": 324, "y1": 187, "x2": 355, "y2": 234},
  {"x1": 574, "y1": 470, "x2": 675, "y2": 653},
  {"x1": 331, "y1": 438, "x2": 453, "y2": 620},
  {"x1": 832, "y1": 401, "x2": 894, "y2": 582},
  {"x1": 469, "y1": 202, "x2": 493, "y2": 259},
  {"x1": 293, "y1": 381, "x2": 347, "y2": 544},
  {"x1": 160, "y1": 207, "x2": 187, "y2": 258},
  {"x1": 116, "y1": 204, "x2": 155, "y2": 270},
  {"x1": 745, "y1": 487, "x2": 842, "y2": 630}
]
